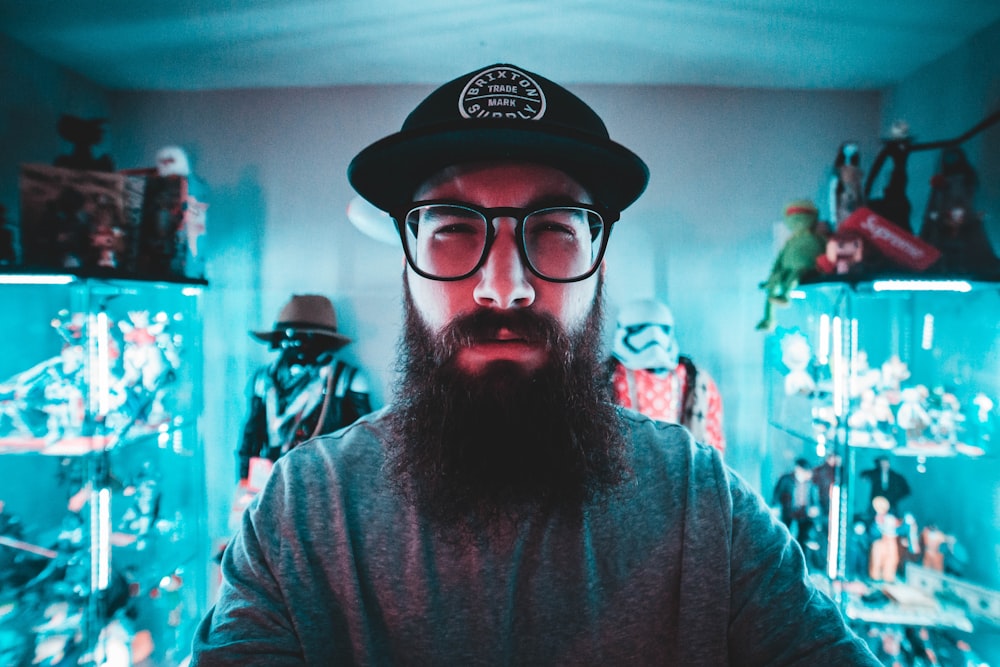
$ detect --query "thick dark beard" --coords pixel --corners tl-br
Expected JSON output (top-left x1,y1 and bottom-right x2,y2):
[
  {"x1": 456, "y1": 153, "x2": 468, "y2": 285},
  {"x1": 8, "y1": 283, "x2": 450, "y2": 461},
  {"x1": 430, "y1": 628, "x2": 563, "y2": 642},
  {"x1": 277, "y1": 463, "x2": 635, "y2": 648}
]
[{"x1": 384, "y1": 275, "x2": 630, "y2": 535}]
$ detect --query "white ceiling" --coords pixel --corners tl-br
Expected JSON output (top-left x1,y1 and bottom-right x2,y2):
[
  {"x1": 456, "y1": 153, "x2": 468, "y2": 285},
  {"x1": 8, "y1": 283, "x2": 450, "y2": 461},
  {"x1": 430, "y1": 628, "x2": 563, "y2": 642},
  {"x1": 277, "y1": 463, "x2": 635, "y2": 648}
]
[{"x1": 2, "y1": 1, "x2": 999, "y2": 92}]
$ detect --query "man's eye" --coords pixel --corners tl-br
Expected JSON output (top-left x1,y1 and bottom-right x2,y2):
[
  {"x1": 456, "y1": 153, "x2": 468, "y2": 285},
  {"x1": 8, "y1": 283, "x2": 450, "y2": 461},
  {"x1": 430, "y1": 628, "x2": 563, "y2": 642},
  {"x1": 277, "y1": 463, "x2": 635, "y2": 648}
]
[
  {"x1": 432, "y1": 222, "x2": 480, "y2": 236},
  {"x1": 530, "y1": 221, "x2": 577, "y2": 237}
]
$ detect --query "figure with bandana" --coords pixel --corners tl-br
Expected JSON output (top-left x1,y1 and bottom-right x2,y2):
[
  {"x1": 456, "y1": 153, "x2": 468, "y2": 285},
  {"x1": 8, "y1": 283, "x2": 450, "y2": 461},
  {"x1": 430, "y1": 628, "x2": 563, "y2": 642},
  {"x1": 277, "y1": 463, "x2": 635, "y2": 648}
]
[{"x1": 608, "y1": 298, "x2": 726, "y2": 453}]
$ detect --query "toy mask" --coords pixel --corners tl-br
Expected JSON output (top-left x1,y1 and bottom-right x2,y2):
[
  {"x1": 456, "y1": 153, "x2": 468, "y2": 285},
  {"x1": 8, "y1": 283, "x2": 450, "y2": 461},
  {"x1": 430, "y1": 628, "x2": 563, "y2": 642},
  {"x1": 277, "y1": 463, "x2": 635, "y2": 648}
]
[{"x1": 612, "y1": 299, "x2": 680, "y2": 371}]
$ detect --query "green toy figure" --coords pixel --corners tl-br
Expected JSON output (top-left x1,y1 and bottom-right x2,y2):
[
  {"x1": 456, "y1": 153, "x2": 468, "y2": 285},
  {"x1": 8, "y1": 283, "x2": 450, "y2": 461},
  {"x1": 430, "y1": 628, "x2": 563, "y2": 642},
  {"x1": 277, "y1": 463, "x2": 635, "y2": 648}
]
[{"x1": 756, "y1": 200, "x2": 825, "y2": 331}]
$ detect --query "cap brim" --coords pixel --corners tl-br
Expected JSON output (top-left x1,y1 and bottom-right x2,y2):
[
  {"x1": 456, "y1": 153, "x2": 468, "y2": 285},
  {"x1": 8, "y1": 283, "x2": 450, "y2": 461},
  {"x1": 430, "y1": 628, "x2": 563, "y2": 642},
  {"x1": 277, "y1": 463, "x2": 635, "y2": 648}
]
[
  {"x1": 348, "y1": 119, "x2": 649, "y2": 214},
  {"x1": 250, "y1": 329, "x2": 351, "y2": 346}
]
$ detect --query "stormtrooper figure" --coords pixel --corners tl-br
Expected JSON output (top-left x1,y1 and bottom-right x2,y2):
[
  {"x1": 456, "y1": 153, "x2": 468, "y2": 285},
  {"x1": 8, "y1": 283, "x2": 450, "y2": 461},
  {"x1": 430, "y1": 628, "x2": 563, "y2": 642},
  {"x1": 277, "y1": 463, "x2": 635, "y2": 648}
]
[{"x1": 609, "y1": 298, "x2": 726, "y2": 453}]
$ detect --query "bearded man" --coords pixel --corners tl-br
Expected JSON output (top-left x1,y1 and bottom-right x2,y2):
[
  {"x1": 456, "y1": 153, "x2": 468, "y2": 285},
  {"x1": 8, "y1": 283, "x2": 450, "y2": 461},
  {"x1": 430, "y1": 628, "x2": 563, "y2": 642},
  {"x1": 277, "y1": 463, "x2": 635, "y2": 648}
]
[{"x1": 193, "y1": 64, "x2": 879, "y2": 666}]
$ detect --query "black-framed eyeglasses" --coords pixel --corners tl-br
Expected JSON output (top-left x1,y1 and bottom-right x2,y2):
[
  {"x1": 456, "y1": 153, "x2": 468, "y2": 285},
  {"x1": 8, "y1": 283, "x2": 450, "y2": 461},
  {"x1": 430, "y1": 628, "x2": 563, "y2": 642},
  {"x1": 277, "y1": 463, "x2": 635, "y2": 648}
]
[{"x1": 392, "y1": 200, "x2": 618, "y2": 282}]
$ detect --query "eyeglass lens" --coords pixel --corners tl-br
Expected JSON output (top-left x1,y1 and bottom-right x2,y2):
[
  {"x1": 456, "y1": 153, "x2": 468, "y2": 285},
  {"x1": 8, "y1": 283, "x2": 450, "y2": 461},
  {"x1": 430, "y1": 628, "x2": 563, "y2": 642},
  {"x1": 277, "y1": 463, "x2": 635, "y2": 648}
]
[{"x1": 403, "y1": 204, "x2": 605, "y2": 280}]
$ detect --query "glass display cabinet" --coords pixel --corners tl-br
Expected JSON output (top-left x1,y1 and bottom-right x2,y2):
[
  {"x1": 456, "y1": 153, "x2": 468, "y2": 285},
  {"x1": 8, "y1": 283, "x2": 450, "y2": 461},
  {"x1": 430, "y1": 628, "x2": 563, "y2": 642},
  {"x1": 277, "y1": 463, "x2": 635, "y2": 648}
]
[
  {"x1": 0, "y1": 273, "x2": 207, "y2": 666},
  {"x1": 763, "y1": 278, "x2": 1000, "y2": 664}
]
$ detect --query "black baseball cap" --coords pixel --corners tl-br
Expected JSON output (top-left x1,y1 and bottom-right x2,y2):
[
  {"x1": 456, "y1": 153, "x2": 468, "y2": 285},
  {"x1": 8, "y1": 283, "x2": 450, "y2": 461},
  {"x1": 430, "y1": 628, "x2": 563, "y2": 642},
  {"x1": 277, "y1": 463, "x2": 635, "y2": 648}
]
[{"x1": 348, "y1": 64, "x2": 649, "y2": 214}]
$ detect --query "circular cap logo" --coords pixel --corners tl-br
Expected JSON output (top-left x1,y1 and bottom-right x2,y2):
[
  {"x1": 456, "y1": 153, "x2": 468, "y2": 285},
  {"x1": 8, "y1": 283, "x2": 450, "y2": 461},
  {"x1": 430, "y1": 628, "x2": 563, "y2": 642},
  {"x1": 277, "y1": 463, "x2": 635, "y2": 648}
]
[{"x1": 458, "y1": 66, "x2": 547, "y2": 120}]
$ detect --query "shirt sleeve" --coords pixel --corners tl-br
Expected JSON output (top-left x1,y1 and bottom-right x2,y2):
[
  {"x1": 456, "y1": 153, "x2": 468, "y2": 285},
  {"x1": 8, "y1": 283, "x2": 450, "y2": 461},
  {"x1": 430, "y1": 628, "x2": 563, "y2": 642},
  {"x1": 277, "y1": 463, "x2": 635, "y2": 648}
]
[
  {"x1": 190, "y1": 466, "x2": 306, "y2": 666},
  {"x1": 723, "y1": 465, "x2": 882, "y2": 666}
]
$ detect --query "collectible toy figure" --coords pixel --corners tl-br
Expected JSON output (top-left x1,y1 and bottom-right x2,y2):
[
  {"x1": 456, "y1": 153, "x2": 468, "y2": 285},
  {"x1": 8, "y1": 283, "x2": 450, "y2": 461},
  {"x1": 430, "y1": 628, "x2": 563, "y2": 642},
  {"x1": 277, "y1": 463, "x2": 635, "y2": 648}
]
[
  {"x1": 756, "y1": 199, "x2": 826, "y2": 331},
  {"x1": 829, "y1": 141, "x2": 864, "y2": 228},
  {"x1": 237, "y1": 295, "x2": 372, "y2": 489},
  {"x1": 864, "y1": 120, "x2": 914, "y2": 232},
  {"x1": 609, "y1": 298, "x2": 726, "y2": 453},
  {"x1": 770, "y1": 458, "x2": 821, "y2": 560},
  {"x1": 868, "y1": 496, "x2": 901, "y2": 583},
  {"x1": 918, "y1": 146, "x2": 1000, "y2": 278},
  {"x1": 778, "y1": 330, "x2": 817, "y2": 397},
  {"x1": 860, "y1": 455, "x2": 911, "y2": 513},
  {"x1": 815, "y1": 229, "x2": 865, "y2": 275},
  {"x1": 53, "y1": 115, "x2": 115, "y2": 172}
]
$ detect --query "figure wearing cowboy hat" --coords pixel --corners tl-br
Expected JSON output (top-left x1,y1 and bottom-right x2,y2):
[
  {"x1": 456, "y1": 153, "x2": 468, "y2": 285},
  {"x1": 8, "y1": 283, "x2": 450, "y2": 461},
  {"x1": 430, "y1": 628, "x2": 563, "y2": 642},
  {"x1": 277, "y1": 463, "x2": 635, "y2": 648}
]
[{"x1": 236, "y1": 295, "x2": 372, "y2": 489}]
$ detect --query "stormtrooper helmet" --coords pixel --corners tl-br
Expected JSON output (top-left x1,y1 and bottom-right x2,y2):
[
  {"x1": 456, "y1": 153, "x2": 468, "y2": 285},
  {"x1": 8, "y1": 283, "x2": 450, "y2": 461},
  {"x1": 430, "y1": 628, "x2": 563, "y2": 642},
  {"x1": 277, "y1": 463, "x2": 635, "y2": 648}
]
[
  {"x1": 155, "y1": 145, "x2": 191, "y2": 177},
  {"x1": 612, "y1": 299, "x2": 680, "y2": 371}
]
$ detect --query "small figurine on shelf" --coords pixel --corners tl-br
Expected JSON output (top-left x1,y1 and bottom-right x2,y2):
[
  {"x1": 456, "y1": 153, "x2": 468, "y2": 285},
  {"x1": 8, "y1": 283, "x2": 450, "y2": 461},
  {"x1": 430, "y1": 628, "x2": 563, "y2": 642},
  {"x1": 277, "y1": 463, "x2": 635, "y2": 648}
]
[
  {"x1": 919, "y1": 146, "x2": 1000, "y2": 278},
  {"x1": 920, "y1": 522, "x2": 948, "y2": 571},
  {"x1": 815, "y1": 229, "x2": 864, "y2": 276},
  {"x1": 87, "y1": 194, "x2": 128, "y2": 269},
  {"x1": 868, "y1": 496, "x2": 901, "y2": 583},
  {"x1": 829, "y1": 141, "x2": 864, "y2": 228},
  {"x1": 156, "y1": 145, "x2": 208, "y2": 280},
  {"x1": 53, "y1": 114, "x2": 115, "y2": 172},
  {"x1": 926, "y1": 388, "x2": 965, "y2": 447},
  {"x1": 118, "y1": 462, "x2": 161, "y2": 550},
  {"x1": 896, "y1": 385, "x2": 932, "y2": 442},
  {"x1": 756, "y1": 200, "x2": 826, "y2": 331},
  {"x1": 770, "y1": 458, "x2": 821, "y2": 549},
  {"x1": 878, "y1": 355, "x2": 910, "y2": 406},
  {"x1": 860, "y1": 456, "x2": 911, "y2": 514},
  {"x1": 864, "y1": 120, "x2": 914, "y2": 232},
  {"x1": 778, "y1": 330, "x2": 816, "y2": 397}
]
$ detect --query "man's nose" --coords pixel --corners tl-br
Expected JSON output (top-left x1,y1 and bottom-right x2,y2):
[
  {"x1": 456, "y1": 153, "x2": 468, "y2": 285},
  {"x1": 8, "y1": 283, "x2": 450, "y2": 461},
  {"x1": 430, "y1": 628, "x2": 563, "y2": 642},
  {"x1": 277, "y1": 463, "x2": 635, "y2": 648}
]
[{"x1": 473, "y1": 218, "x2": 535, "y2": 309}]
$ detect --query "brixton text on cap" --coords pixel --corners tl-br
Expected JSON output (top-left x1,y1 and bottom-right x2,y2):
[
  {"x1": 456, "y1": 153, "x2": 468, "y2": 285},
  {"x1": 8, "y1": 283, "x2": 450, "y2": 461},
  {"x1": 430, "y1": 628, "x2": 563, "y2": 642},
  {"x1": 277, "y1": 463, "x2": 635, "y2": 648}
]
[
  {"x1": 251, "y1": 294, "x2": 351, "y2": 346},
  {"x1": 348, "y1": 64, "x2": 649, "y2": 215}
]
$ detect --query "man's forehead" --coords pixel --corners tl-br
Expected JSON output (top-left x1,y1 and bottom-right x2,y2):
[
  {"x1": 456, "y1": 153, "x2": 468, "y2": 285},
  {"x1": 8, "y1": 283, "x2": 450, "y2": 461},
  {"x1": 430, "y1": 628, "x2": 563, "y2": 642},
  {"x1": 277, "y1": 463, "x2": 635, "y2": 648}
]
[{"x1": 413, "y1": 160, "x2": 592, "y2": 203}]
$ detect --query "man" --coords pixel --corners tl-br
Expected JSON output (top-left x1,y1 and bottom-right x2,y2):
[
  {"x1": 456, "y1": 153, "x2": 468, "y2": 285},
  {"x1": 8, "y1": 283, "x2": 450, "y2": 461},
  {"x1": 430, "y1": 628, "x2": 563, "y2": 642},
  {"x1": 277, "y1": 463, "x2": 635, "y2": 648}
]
[
  {"x1": 193, "y1": 64, "x2": 879, "y2": 665},
  {"x1": 608, "y1": 298, "x2": 726, "y2": 453}
]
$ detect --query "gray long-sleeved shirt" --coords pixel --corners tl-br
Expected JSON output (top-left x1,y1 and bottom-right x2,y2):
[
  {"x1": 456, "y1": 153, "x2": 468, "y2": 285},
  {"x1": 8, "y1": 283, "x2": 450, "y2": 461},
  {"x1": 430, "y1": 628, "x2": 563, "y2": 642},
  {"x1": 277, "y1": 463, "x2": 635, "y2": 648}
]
[{"x1": 192, "y1": 408, "x2": 880, "y2": 666}]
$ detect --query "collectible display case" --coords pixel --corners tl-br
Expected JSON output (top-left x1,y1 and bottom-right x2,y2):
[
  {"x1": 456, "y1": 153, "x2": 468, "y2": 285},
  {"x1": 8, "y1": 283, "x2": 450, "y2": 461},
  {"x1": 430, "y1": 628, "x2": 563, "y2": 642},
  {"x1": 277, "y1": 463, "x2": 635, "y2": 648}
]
[
  {"x1": 763, "y1": 278, "x2": 1000, "y2": 663},
  {"x1": 0, "y1": 274, "x2": 207, "y2": 666}
]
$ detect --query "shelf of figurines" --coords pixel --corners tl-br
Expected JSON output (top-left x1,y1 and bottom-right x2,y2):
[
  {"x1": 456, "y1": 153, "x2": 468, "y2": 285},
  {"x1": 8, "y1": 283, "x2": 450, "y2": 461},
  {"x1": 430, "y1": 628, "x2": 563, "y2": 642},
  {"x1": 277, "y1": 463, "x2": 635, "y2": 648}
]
[
  {"x1": 836, "y1": 564, "x2": 1000, "y2": 631},
  {"x1": 0, "y1": 417, "x2": 196, "y2": 458},
  {"x1": 767, "y1": 419, "x2": 991, "y2": 461}
]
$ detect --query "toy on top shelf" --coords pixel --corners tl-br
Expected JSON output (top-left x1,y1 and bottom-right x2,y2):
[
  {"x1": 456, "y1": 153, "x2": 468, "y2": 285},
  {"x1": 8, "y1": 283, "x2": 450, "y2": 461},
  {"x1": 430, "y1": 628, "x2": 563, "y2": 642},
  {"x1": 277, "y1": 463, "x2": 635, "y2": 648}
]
[
  {"x1": 864, "y1": 120, "x2": 915, "y2": 234},
  {"x1": 829, "y1": 141, "x2": 864, "y2": 229},
  {"x1": 756, "y1": 200, "x2": 826, "y2": 331},
  {"x1": 53, "y1": 115, "x2": 115, "y2": 173},
  {"x1": 918, "y1": 146, "x2": 1000, "y2": 279}
]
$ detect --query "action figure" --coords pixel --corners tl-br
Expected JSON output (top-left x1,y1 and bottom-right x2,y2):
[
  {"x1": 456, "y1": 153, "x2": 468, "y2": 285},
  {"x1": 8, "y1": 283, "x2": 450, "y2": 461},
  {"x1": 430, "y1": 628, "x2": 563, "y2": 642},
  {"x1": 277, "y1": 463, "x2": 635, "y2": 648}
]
[
  {"x1": 919, "y1": 146, "x2": 1000, "y2": 278},
  {"x1": 770, "y1": 458, "x2": 821, "y2": 549},
  {"x1": 237, "y1": 295, "x2": 372, "y2": 490},
  {"x1": 608, "y1": 298, "x2": 726, "y2": 453},
  {"x1": 756, "y1": 200, "x2": 825, "y2": 331},
  {"x1": 860, "y1": 455, "x2": 911, "y2": 514},
  {"x1": 868, "y1": 496, "x2": 901, "y2": 583},
  {"x1": 864, "y1": 120, "x2": 914, "y2": 232},
  {"x1": 829, "y1": 141, "x2": 864, "y2": 228},
  {"x1": 53, "y1": 114, "x2": 115, "y2": 172}
]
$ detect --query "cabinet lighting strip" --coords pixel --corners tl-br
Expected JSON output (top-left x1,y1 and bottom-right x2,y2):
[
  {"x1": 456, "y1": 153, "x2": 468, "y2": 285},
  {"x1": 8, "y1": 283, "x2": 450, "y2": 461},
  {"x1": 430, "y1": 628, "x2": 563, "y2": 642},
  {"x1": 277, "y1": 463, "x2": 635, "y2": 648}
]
[
  {"x1": 0, "y1": 274, "x2": 75, "y2": 284},
  {"x1": 871, "y1": 279, "x2": 972, "y2": 292}
]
